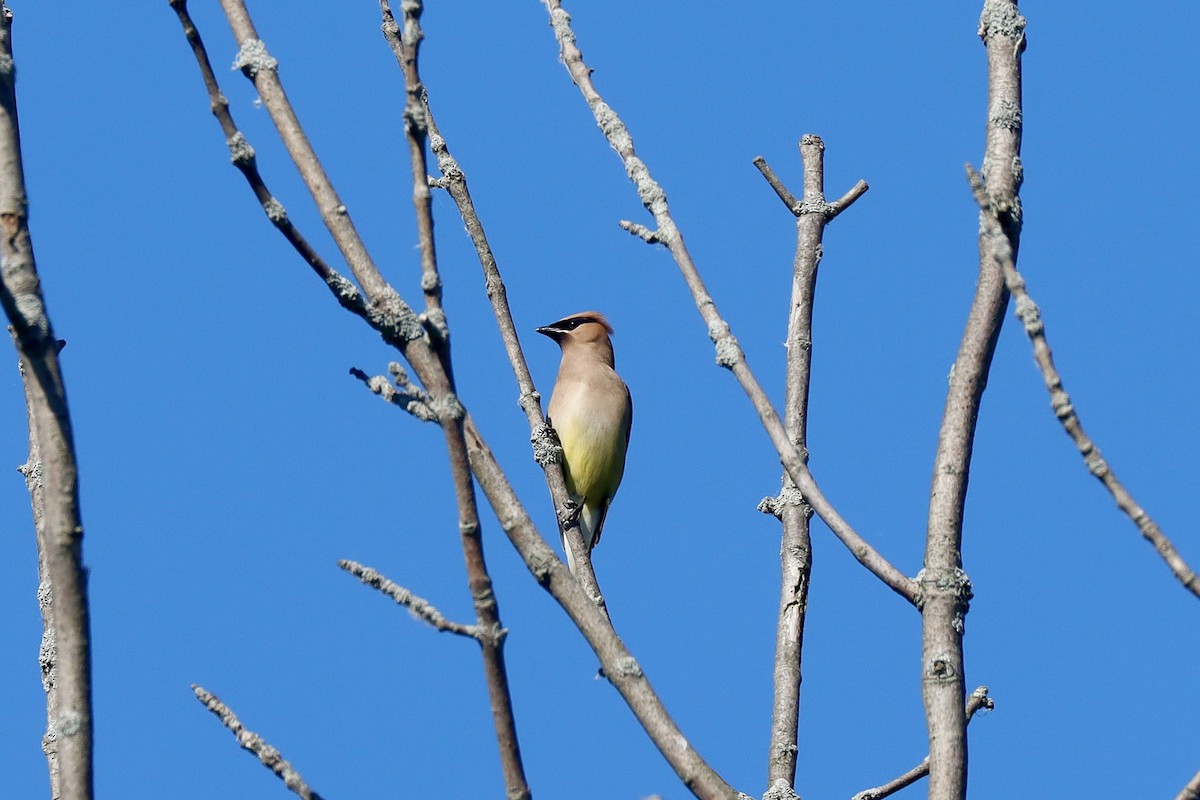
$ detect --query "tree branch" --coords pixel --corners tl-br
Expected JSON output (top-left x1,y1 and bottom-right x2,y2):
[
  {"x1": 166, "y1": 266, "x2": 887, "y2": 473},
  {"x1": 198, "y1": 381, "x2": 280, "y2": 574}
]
[
  {"x1": 168, "y1": 0, "x2": 382, "y2": 328},
  {"x1": 760, "y1": 135, "x2": 869, "y2": 791},
  {"x1": 192, "y1": 685, "x2": 326, "y2": 800},
  {"x1": 921, "y1": 4, "x2": 1025, "y2": 799},
  {"x1": 379, "y1": 0, "x2": 451, "y2": 364},
  {"x1": 349, "y1": 363, "x2": 437, "y2": 422},
  {"x1": 542, "y1": 0, "x2": 916, "y2": 607},
  {"x1": 965, "y1": 167, "x2": 1200, "y2": 600},
  {"x1": 0, "y1": 8, "x2": 94, "y2": 799},
  {"x1": 1177, "y1": 767, "x2": 1200, "y2": 800},
  {"x1": 851, "y1": 687, "x2": 994, "y2": 800},
  {"x1": 339, "y1": 559, "x2": 483, "y2": 639}
]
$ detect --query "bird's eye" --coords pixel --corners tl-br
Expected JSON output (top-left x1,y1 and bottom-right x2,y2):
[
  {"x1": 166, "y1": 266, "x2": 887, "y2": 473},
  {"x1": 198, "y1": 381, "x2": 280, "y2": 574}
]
[{"x1": 562, "y1": 318, "x2": 582, "y2": 330}]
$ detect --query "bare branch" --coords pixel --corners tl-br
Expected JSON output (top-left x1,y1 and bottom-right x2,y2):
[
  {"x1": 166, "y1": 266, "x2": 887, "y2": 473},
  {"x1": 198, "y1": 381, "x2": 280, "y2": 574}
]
[
  {"x1": 338, "y1": 559, "x2": 483, "y2": 639},
  {"x1": 349, "y1": 364, "x2": 438, "y2": 422},
  {"x1": 921, "y1": 4, "x2": 1025, "y2": 798},
  {"x1": 0, "y1": 8, "x2": 94, "y2": 799},
  {"x1": 192, "y1": 685, "x2": 326, "y2": 800},
  {"x1": 379, "y1": 0, "x2": 450, "y2": 357},
  {"x1": 1177, "y1": 767, "x2": 1200, "y2": 800},
  {"x1": 852, "y1": 686, "x2": 994, "y2": 800},
  {"x1": 618, "y1": 219, "x2": 662, "y2": 243},
  {"x1": 754, "y1": 153, "x2": 868, "y2": 222},
  {"x1": 966, "y1": 168, "x2": 1200, "y2": 600},
  {"x1": 542, "y1": 0, "x2": 915, "y2": 607},
  {"x1": 828, "y1": 180, "x2": 870, "y2": 219},
  {"x1": 765, "y1": 135, "x2": 849, "y2": 790},
  {"x1": 752, "y1": 156, "x2": 801, "y2": 213},
  {"x1": 167, "y1": 0, "x2": 389, "y2": 335}
]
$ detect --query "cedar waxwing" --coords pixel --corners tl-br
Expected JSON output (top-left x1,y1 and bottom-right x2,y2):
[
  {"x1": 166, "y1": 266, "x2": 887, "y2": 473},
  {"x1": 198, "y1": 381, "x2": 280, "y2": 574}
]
[{"x1": 537, "y1": 312, "x2": 633, "y2": 575}]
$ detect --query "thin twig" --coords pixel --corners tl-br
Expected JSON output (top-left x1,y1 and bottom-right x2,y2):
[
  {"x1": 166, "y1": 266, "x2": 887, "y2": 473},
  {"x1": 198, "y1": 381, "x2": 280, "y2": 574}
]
[
  {"x1": 380, "y1": 7, "x2": 532, "y2": 795},
  {"x1": 0, "y1": 8, "x2": 94, "y2": 799},
  {"x1": 1177, "y1": 767, "x2": 1200, "y2": 800},
  {"x1": 192, "y1": 685, "x2": 326, "y2": 800},
  {"x1": 349, "y1": 364, "x2": 437, "y2": 422},
  {"x1": 338, "y1": 559, "x2": 483, "y2": 639},
  {"x1": 379, "y1": 0, "x2": 450, "y2": 362},
  {"x1": 752, "y1": 157, "x2": 801, "y2": 213},
  {"x1": 168, "y1": 0, "x2": 380, "y2": 328},
  {"x1": 920, "y1": 5, "x2": 1025, "y2": 799},
  {"x1": 966, "y1": 168, "x2": 1200, "y2": 600},
  {"x1": 543, "y1": 0, "x2": 916, "y2": 607},
  {"x1": 851, "y1": 687, "x2": 994, "y2": 800}
]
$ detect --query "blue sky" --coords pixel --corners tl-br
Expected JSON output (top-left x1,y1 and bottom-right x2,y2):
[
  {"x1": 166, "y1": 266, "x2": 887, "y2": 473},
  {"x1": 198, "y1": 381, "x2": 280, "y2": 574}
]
[{"x1": 2, "y1": 2, "x2": 1198, "y2": 799}]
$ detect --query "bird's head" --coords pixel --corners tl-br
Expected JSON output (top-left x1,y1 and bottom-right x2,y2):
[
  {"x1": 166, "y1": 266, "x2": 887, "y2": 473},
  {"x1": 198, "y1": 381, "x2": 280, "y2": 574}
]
[{"x1": 537, "y1": 311, "x2": 617, "y2": 362}]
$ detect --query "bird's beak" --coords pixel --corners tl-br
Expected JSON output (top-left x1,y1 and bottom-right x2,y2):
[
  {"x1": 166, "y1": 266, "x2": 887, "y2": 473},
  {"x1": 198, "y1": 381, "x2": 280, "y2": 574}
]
[{"x1": 536, "y1": 324, "x2": 561, "y2": 340}]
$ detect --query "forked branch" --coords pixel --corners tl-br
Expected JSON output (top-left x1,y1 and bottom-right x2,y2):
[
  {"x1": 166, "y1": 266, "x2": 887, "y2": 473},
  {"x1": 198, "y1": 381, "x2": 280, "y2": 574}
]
[
  {"x1": 852, "y1": 687, "x2": 994, "y2": 800},
  {"x1": 757, "y1": 135, "x2": 868, "y2": 791}
]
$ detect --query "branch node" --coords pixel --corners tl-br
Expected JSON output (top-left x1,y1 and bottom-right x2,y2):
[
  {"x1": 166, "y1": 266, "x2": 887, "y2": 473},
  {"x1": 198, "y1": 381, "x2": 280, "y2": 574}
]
[
  {"x1": 914, "y1": 567, "x2": 973, "y2": 629},
  {"x1": 531, "y1": 423, "x2": 563, "y2": 467},
  {"x1": 978, "y1": 0, "x2": 1028, "y2": 46},
  {"x1": 763, "y1": 779, "x2": 801, "y2": 800},
  {"x1": 231, "y1": 38, "x2": 277, "y2": 77},
  {"x1": 1013, "y1": 293, "x2": 1042, "y2": 335},
  {"x1": 757, "y1": 483, "x2": 809, "y2": 519},
  {"x1": 618, "y1": 219, "x2": 661, "y2": 244},
  {"x1": 262, "y1": 197, "x2": 287, "y2": 224},
  {"x1": 349, "y1": 365, "x2": 437, "y2": 422},
  {"x1": 612, "y1": 656, "x2": 643, "y2": 679},
  {"x1": 227, "y1": 131, "x2": 255, "y2": 166},
  {"x1": 707, "y1": 320, "x2": 742, "y2": 368}
]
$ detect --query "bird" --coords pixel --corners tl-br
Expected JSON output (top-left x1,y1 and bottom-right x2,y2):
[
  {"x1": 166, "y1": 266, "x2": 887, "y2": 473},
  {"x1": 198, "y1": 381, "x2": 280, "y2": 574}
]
[{"x1": 537, "y1": 311, "x2": 633, "y2": 575}]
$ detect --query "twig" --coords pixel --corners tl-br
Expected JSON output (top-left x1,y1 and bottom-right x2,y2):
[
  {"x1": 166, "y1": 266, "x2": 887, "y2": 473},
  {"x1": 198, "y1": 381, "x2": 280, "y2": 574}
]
[
  {"x1": 379, "y1": 6, "x2": 531, "y2": 796},
  {"x1": 921, "y1": 4, "x2": 1025, "y2": 798},
  {"x1": 752, "y1": 154, "x2": 868, "y2": 221},
  {"x1": 543, "y1": 0, "x2": 917, "y2": 607},
  {"x1": 192, "y1": 685, "x2": 326, "y2": 800},
  {"x1": 338, "y1": 560, "x2": 483, "y2": 639},
  {"x1": 379, "y1": 0, "x2": 450, "y2": 360},
  {"x1": 349, "y1": 364, "x2": 437, "y2": 422},
  {"x1": 0, "y1": 8, "x2": 94, "y2": 800},
  {"x1": 1177, "y1": 767, "x2": 1200, "y2": 800},
  {"x1": 965, "y1": 168, "x2": 1200, "y2": 600},
  {"x1": 851, "y1": 687, "x2": 994, "y2": 800},
  {"x1": 168, "y1": 0, "x2": 384, "y2": 331},
  {"x1": 761, "y1": 135, "x2": 867, "y2": 789}
]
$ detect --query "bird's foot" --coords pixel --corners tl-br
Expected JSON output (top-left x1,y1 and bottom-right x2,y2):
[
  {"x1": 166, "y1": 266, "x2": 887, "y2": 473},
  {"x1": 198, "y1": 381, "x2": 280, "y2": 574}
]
[{"x1": 557, "y1": 499, "x2": 582, "y2": 530}]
